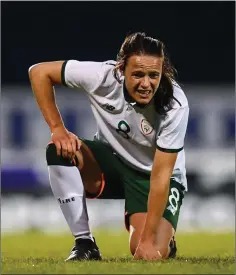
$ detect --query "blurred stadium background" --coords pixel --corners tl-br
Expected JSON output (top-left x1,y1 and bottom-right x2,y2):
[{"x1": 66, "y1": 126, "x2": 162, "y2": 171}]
[{"x1": 1, "y1": 2, "x2": 235, "y2": 235}]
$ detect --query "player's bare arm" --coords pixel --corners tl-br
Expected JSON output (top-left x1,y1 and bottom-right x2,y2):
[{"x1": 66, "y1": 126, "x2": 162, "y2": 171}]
[
  {"x1": 28, "y1": 61, "x2": 81, "y2": 160},
  {"x1": 134, "y1": 149, "x2": 178, "y2": 260}
]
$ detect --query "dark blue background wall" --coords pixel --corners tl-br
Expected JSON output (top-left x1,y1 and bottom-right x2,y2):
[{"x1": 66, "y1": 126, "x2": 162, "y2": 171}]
[{"x1": 2, "y1": 1, "x2": 235, "y2": 85}]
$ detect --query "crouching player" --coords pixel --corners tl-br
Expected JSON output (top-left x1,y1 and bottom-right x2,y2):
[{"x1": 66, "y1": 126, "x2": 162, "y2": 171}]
[{"x1": 29, "y1": 32, "x2": 189, "y2": 261}]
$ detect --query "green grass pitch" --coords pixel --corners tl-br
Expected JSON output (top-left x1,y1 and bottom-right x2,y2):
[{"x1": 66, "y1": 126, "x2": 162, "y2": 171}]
[{"x1": 2, "y1": 230, "x2": 235, "y2": 274}]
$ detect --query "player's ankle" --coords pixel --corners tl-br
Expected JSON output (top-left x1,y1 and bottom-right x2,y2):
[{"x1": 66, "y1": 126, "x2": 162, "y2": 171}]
[{"x1": 75, "y1": 234, "x2": 94, "y2": 242}]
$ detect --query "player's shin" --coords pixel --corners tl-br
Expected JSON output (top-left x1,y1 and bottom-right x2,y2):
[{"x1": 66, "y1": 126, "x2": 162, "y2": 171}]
[{"x1": 46, "y1": 143, "x2": 93, "y2": 241}]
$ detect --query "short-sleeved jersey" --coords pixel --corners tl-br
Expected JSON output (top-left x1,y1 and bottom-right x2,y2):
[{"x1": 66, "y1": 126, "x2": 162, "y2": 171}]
[{"x1": 62, "y1": 60, "x2": 189, "y2": 190}]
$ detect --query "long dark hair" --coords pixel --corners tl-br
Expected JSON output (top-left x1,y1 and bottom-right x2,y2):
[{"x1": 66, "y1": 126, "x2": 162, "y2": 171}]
[{"x1": 113, "y1": 32, "x2": 178, "y2": 115}]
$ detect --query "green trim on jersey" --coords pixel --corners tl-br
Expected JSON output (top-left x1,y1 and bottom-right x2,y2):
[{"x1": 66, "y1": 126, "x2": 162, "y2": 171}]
[
  {"x1": 61, "y1": 60, "x2": 68, "y2": 87},
  {"x1": 156, "y1": 145, "x2": 183, "y2": 153}
]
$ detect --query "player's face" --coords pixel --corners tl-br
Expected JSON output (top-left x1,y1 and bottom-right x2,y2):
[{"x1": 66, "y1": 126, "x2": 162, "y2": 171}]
[{"x1": 123, "y1": 55, "x2": 163, "y2": 105}]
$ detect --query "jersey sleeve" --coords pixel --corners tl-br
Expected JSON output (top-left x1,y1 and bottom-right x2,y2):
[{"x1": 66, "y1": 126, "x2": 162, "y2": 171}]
[
  {"x1": 156, "y1": 106, "x2": 189, "y2": 153},
  {"x1": 61, "y1": 60, "x2": 105, "y2": 93}
]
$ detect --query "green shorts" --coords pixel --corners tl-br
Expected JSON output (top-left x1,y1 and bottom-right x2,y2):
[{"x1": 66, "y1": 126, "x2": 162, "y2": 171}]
[{"x1": 82, "y1": 139, "x2": 185, "y2": 231}]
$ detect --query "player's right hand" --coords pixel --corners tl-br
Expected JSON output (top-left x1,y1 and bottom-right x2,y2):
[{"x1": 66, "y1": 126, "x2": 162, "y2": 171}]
[
  {"x1": 133, "y1": 240, "x2": 162, "y2": 261},
  {"x1": 50, "y1": 125, "x2": 81, "y2": 161}
]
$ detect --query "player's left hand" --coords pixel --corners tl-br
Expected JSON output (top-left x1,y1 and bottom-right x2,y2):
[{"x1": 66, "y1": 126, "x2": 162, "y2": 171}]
[{"x1": 133, "y1": 240, "x2": 162, "y2": 261}]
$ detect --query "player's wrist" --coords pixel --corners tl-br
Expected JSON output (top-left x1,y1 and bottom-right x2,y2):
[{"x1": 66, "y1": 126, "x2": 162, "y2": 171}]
[
  {"x1": 140, "y1": 228, "x2": 157, "y2": 244},
  {"x1": 50, "y1": 123, "x2": 66, "y2": 133}
]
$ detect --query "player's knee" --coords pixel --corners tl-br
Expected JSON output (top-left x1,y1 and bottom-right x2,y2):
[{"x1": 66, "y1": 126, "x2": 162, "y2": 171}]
[
  {"x1": 46, "y1": 143, "x2": 65, "y2": 165},
  {"x1": 75, "y1": 150, "x2": 84, "y2": 170},
  {"x1": 129, "y1": 215, "x2": 146, "y2": 256},
  {"x1": 129, "y1": 230, "x2": 141, "y2": 256},
  {"x1": 130, "y1": 245, "x2": 136, "y2": 256},
  {"x1": 46, "y1": 143, "x2": 80, "y2": 167}
]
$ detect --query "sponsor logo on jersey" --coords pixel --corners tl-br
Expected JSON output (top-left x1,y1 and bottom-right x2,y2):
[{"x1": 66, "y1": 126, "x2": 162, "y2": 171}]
[
  {"x1": 102, "y1": 103, "x2": 115, "y2": 112},
  {"x1": 140, "y1": 119, "x2": 153, "y2": 135}
]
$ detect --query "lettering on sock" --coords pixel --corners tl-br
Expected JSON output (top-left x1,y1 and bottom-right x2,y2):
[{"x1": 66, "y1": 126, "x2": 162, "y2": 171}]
[{"x1": 58, "y1": 197, "x2": 75, "y2": 204}]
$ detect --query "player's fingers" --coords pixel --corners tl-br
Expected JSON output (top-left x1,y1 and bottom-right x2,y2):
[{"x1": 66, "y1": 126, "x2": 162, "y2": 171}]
[
  {"x1": 156, "y1": 251, "x2": 162, "y2": 259},
  {"x1": 61, "y1": 141, "x2": 68, "y2": 158},
  {"x1": 133, "y1": 252, "x2": 142, "y2": 260},
  {"x1": 76, "y1": 138, "x2": 82, "y2": 150},
  {"x1": 138, "y1": 252, "x2": 161, "y2": 261},
  {"x1": 67, "y1": 142, "x2": 73, "y2": 160},
  {"x1": 70, "y1": 139, "x2": 77, "y2": 159},
  {"x1": 54, "y1": 141, "x2": 62, "y2": 156}
]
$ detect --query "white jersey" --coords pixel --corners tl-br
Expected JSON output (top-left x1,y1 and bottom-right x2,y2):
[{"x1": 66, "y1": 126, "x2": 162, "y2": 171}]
[{"x1": 62, "y1": 60, "x2": 189, "y2": 190}]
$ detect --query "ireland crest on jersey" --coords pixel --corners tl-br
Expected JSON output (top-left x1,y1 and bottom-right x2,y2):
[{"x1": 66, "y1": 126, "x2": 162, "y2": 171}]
[{"x1": 140, "y1": 119, "x2": 153, "y2": 136}]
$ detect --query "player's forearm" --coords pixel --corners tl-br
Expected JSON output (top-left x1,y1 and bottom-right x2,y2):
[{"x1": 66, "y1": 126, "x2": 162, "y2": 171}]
[
  {"x1": 29, "y1": 67, "x2": 65, "y2": 131},
  {"x1": 141, "y1": 176, "x2": 169, "y2": 242}
]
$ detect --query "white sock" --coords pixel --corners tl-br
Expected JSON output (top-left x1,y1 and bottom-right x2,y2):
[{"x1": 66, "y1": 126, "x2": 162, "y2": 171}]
[{"x1": 48, "y1": 165, "x2": 93, "y2": 240}]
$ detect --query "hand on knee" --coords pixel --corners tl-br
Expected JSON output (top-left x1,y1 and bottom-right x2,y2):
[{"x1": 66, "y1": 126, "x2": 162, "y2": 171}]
[
  {"x1": 130, "y1": 243, "x2": 169, "y2": 259},
  {"x1": 46, "y1": 143, "x2": 82, "y2": 168}
]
